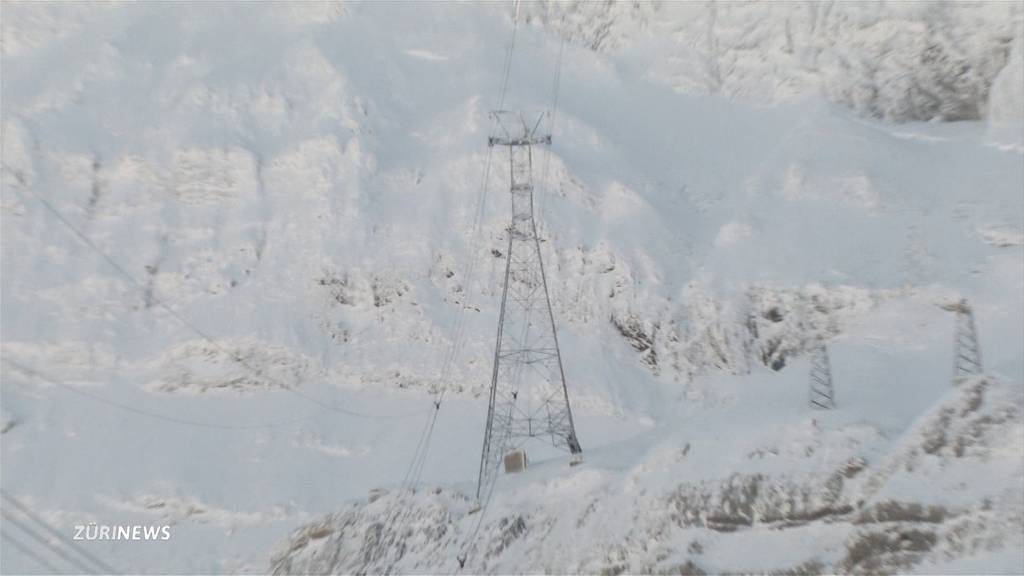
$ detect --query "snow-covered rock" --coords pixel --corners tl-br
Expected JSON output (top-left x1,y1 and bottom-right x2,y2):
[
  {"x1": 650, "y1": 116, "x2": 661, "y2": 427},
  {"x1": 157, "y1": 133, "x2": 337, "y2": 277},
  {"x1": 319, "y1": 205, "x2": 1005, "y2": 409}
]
[
  {"x1": 527, "y1": 1, "x2": 1023, "y2": 123},
  {"x1": 270, "y1": 377, "x2": 1023, "y2": 574}
]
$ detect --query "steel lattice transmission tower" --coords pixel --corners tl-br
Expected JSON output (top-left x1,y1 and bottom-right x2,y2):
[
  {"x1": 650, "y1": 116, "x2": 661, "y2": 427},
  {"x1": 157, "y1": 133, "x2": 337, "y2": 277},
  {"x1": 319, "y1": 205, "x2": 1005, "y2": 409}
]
[
  {"x1": 808, "y1": 343, "x2": 835, "y2": 410},
  {"x1": 942, "y1": 298, "x2": 983, "y2": 384},
  {"x1": 477, "y1": 111, "x2": 582, "y2": 499}
]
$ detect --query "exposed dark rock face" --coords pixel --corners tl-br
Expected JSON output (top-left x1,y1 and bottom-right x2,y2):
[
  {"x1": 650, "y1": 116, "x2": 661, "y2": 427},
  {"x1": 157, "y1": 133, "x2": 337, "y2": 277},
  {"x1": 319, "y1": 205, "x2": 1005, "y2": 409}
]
[{"x1": 839, "y1": 526, "x2": 938, "y2": 574}]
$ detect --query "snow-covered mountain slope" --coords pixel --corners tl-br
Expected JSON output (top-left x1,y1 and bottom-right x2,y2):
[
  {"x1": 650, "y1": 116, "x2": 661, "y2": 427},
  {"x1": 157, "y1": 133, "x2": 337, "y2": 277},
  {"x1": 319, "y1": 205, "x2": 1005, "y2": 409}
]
[
  {"x1": 1, "y1": 2, "x2": 1022, "y2": 574},
  {"x1": 270, "y1": 375, "x2": 1024, "y2": 575},
  {"x1": 526, "y1": 1, "x2": 1024, "y2": 123}
]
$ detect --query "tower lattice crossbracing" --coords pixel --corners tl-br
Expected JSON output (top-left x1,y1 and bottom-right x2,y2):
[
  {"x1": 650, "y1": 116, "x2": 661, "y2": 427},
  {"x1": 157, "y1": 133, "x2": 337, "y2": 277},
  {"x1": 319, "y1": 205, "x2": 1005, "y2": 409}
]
[
  {"x1": 808, "y1": 343, "x2": 836, "y2": 410},
  {"x1": 946, "y1": 298, "x2": 983, "y2": 384}
]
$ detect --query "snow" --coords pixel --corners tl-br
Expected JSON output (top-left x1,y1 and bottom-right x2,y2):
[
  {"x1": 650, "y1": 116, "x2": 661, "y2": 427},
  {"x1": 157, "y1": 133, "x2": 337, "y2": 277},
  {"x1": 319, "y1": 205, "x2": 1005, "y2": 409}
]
[
  {"x1": 529, "y1": 1, "x2": 1024, "y2": 123},
  {"x1": 989, "y1": 29, "x2": 1024, "y2": 125},
  {"x1": 2, "y1": 1, "x2": 1022, "y2": 574}
]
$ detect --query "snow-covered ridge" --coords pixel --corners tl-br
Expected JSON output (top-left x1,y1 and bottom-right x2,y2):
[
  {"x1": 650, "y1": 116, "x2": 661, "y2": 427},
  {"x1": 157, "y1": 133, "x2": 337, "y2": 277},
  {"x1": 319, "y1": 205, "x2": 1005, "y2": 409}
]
[
  {"x1": 3, "y1": 1, "x2": 1021, "y2": 403},
  {"x1": 526, "y1": 1, "x2": 1024, "y2": 123}
]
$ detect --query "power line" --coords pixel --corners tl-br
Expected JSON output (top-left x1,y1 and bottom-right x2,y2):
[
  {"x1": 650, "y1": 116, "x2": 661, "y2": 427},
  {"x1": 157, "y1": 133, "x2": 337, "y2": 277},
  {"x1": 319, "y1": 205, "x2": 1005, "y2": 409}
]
[
  {"x1": 405, "y1": 0, "x2": 526, "y2": 491},
  {"x1": 0, "y1": 527, "x2": 61, "y2": 574},
  {"x1": 373, "y1": 5, "x2": 528, "y2": 567},
  {"x1": 1, "y1": 358, "x2": 321, "y2": 430},
  {"x1": 456, "y1": 10, "x2": 574, "y2": 570},
  {"x1": 433, "y1": 145, "x2": 498, "y2": 407},
  {"x1": 455, "y1": 406, "x2": 511, "y2": 571},
  {"x1": 1, "y1": 510, "x2": 100, "y2": 574},
  {"x1": 267, "y1": 386, "x2": 428, "y2": 420},
  {"x1": 377, "y1": 84, "x2": 505, "y2": 576},
  {"x1": 1, "y1": 489, "x2": 119, "y2": 575},
  {"x1": 9, "y1": 186, "x2": 424, "y2": 421},
  {"x1": 386, "y1": 405, "x2": 442, "y2": 535},
  {"x1": 475, "y1": 108, "x2": 583, "y2": 497},
  {"x1": 410, "y1": 0, "x2": 525, "y2": 482},
  {"x1": 373, "y1": 117, "x2": 501, "y2": 566},
  {"x1": 0, "y1": 503, "x2": 113, "y2": 574},
  {"x1": 433, "y1": 0, "x2": 522, "y2": 404},
  {"x1": 496, "y1": 0, "x2": 522, "y2": 112},
  {"x1": 537, "y1": 28, "x2": 567, "y2": 234},
  {"x1": 376, "y1": 406, "x2": 436, "y2": 538}
]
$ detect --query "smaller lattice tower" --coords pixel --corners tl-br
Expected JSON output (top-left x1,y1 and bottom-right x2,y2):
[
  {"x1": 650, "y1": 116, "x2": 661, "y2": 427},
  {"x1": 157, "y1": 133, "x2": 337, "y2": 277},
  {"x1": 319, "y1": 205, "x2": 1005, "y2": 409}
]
[
  {"x1": 808, "y1": 343, "x2": 835, "y2": 410},
  {"x1": 941, "y1": 298, "x2": 983, "y2": 385}
]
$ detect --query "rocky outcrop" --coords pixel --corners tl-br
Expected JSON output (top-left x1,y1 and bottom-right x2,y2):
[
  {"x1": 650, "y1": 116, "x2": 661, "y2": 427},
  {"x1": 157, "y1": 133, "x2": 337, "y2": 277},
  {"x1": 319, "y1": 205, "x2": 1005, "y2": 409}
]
[{"x1": 269, "y1": 376, "x2": 1023, "y2": 575}]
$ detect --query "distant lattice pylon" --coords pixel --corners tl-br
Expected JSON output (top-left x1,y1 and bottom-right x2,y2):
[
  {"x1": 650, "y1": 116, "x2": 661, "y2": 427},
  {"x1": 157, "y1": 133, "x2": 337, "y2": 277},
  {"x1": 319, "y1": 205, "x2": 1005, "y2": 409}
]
[
  {"x1": 808, "y1": 343, "x2": 835, "y2": 410},
  {"x1": 942, "y1": 298, "x2": 983, "y2": 384}
]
